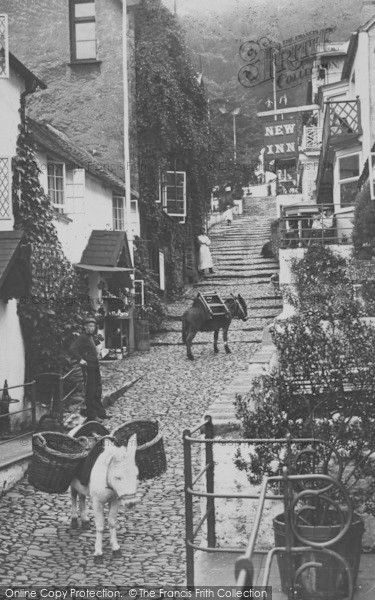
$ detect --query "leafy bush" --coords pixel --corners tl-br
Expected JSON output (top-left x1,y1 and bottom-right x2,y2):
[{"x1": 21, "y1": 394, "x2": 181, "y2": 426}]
[
  {"x1": 235, "y1": 245, "x2": 375, "y2": 517},
  {"x1": 352, "y1": 181, "x2": 375, "y2": 258}
]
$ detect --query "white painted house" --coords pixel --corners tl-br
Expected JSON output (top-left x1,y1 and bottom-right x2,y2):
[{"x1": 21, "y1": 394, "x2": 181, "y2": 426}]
[
  {"x1": 0, "y1": 37, "x2": 46, "y2": 405},
  {"x1": 29, "y1": 118, "x2": 137, "y2": 353}
]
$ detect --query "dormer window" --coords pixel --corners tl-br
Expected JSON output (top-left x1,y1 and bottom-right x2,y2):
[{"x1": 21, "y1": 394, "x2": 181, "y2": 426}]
[{"x1": 69, "y1": 0, "x2": 97, "y2": 62}]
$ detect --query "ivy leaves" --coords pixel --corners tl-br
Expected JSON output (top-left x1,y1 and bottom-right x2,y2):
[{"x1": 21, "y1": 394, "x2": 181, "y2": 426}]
[{"x1": 12, "y1": 124, "x2": 90, "y2": 378}]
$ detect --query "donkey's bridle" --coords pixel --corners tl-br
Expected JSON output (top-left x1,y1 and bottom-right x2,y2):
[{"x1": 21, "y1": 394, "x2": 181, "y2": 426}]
[{"x1": 230, "y1": 294, "x2": 247, "y2": 321}]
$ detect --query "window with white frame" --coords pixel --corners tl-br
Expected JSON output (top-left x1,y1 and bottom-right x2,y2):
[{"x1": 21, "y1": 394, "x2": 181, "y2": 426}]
[
  {"x1": 0, "y1": 15, "x2": 9, "y2": 78},
  {"x1": 131, "y1": 199, "x2": 138, "y2": 214},
  {"x1": 112, "y1": 195, "x2": 125, "y2": 230},
  {"x1": 47, "y1": 160, "x2": 65, "y2": 212},
  {"x1": 0, "y1": 158, "x2": 11, "y2": 219},
  {"x1": 338, "y1": 153, "x2": 360, "y2": 207},
  {"x1": 161, "y1": 171, "x2": 186, "y2": 222},
  {"x1": 69, "y1": 0, "x2": 97, "y2": 62},
  {"x1": 134, "y1": 280, "x2": 144, "y2": 307},
  {"x1": 65, "y1": 167, "x2": 85, "y2": 213}
]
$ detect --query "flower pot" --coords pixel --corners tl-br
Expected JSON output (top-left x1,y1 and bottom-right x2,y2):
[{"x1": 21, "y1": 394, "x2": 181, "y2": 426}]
[{"x1": 273, "y1": 512, "x2": 364, "y2": 600}]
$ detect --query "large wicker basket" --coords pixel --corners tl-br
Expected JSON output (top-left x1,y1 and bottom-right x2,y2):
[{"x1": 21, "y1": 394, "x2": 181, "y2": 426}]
[
  {"x1": 28, "y1": 432, "x2": 90, "y2": 494},
  {"x1": 111, "y1": 420, "x2": 167, "y2": 480}
]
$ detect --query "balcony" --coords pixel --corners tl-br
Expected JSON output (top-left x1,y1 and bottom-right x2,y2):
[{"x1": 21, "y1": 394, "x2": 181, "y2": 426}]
[
  {"x1": 301, "y1": 126, "x2": 322, "y2": 151},
  {"x1": 317, "y1": 98, "x2": 362, "y2": 200}
]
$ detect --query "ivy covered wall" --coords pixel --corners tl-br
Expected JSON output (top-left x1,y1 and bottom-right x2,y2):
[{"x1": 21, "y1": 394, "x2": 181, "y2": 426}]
[
  {"x1": 12, "y1": 121, "x2": 90, "y2": 380},
  {"x1": 134, "y1": 0, "x2": 220, "y2": 291}
]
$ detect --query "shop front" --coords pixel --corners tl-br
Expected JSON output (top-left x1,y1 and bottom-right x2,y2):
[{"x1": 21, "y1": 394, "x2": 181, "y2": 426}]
[{"x1": 75, "y1": 230, "x2": 135, "y2": 360}]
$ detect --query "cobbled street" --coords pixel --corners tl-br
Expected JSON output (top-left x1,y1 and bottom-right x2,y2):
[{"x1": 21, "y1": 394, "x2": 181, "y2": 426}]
[{"x1": 0, "y1": 198, "x2": 281, "y2": 588}]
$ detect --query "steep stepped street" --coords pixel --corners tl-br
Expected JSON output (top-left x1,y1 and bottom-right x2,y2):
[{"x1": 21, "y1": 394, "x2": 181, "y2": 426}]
[{"x1": 0, "y1": 198, "x2": 281, "y2": 587}]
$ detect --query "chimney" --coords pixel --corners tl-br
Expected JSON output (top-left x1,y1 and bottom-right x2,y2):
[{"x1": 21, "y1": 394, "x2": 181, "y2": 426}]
[{"x1": 361, "y1": 0, "x2": 375, "y2": 24}]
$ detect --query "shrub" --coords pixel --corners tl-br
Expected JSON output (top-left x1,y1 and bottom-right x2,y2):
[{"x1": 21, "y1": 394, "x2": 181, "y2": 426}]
[
  {"x1": 235, "y1": 245, "x2": 375, "y2": 517},
  {"x1": 352, "y1": 181, "x2": 375, "y2": 258}
]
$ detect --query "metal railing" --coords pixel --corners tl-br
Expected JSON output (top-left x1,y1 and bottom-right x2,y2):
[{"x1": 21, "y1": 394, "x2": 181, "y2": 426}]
[
  {"x1": 235, "y1": 470, "x2": 354, "y2": 599},
  {"x1": 183, "y1": 417, "x2": 349, "y2": 590},
  {"x1": 0, "y1": 368, "x2": 80, "y2": 445},
  {"x1": 302, "y1": 126, "x2": 322, "y2": 151},
  {"x1": 0, "y1": 381, "x2": 37, "y2": 444},
  {"x1": 280, "y1": 203, "x2": 353, "y2": 247}
]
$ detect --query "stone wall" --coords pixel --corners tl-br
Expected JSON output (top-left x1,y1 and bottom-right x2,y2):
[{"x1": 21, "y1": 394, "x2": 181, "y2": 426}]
[{"x1": 3, "y1": 0, "x2": 127, "y2": 179}]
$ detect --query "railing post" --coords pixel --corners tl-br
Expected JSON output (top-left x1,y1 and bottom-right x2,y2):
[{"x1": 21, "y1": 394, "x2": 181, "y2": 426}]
[
  {"x1": 56, "y1": 375, "x2": 64, "y2": 426},
  {"x1": 356, "y1": 95, "x2": 362, "y2": 135},
  {"x1": 31, "y1": 380, "x2": 37, "y2": 430},
  {"x1": 282, "y1": 467, "x2": 295, "y2": 600},
  {"x1": 205, "y1": 415, "x2": 216, "y2": 548},
  {"x1": 183, "y1": 428, "x2": 195, "y2": 588}
]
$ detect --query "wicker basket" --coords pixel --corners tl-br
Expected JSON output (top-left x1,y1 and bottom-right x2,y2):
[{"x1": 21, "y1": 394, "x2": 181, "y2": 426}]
[
  {"x1": 28, "y1": 432, "x2": 90, "y2": 493},
  {"x1": 111, "y1": 420, "x2": 167, "y2": 480}
]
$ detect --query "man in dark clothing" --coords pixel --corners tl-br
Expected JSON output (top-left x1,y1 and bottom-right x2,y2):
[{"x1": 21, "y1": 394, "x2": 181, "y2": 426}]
[{"x1": 69, "y1": 317, "x2": 109, "y2": 421}]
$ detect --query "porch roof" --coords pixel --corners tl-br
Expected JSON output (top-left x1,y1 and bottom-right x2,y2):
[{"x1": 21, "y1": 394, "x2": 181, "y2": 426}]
[
  {"x1": 76, "y1": 230, "x2": 133, "y2": 270},
  {"x1": 0, "y1": 230, "x2": 24, "y2": 290}
]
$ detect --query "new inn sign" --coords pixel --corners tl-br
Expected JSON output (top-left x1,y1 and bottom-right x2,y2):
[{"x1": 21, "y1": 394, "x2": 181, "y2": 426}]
[{"x1": 263, "y1": 120, "x2": 298, "y2": 159}]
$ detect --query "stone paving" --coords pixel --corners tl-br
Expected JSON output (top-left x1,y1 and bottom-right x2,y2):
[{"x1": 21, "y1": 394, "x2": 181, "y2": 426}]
[{"x1": 0, "y1": 197, "x2": 281, "y2": 587}]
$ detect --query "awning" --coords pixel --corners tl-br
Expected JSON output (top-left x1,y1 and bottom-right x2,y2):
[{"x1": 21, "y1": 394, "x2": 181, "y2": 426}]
[{"x1": 74, "y1": 264, "x2": 133, "y2": 272}]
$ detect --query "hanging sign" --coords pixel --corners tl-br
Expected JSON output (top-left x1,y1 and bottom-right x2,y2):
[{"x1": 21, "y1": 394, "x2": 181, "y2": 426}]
[{"x1": 263, "y1": 120, "x2": 298, "y2": 159}]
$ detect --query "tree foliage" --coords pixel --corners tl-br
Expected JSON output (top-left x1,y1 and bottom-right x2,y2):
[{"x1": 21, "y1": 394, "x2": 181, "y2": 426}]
[
  {"x1": 235, "y1": 246, "x2": 375, "y2": 518},
  {"x1": 352, "y1": 182, "x2": 375, "y2": 258}
]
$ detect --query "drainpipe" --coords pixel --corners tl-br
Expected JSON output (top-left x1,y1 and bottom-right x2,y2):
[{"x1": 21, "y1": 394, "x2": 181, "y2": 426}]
[{"x1": 122, "y1": 1, "x2": 134, "y2": 265}]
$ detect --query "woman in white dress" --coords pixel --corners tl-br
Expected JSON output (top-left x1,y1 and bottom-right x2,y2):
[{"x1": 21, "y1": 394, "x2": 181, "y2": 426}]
[
  {"x1": 198, "y1": 229, "x2": 214, "y2": 275},
  {"x1": 223, "y1": 205, "x2": 233, "y2": 225}
]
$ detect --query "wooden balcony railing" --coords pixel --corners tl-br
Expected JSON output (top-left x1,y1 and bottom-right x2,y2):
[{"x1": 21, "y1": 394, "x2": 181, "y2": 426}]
[
  {"x1": 301, "y1": 126, "x2": 322, "y2": 151},
  {"x1": 317, "y1": 98, "x2": 362, "y2": 195}
]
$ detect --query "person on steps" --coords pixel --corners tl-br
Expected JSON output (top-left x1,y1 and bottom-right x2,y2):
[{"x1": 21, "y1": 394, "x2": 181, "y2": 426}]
[
  {"x1": 69, "y1": 317, "x2": 109, "y2": 422},
  {"x1": 198, "y1": 228, "x2": 214, "y2": 276},
  {"x1": 223, "y1": 204, "x2": 233, "y2": 225}
]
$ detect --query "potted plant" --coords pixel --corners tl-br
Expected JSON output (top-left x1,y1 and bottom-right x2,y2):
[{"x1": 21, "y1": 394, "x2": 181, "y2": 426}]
[{"x1": 235, "y1": 246, "x2": 375, "y2": 599}]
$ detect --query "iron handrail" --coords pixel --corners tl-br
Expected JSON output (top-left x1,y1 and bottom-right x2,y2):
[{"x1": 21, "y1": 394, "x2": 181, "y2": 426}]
[
  {"x1": 235, "y1": 470, "x2": 354, "y2": 598},
  {"x1": 183, "y1": 420, "x2": 345, "y2": 587},
  {"x1": 0, "y1": 381, "x2": 35, "y2": 393}
]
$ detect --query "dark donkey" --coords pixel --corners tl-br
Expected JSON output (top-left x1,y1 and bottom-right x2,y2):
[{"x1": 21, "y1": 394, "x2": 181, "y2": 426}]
[{"x1": 182, "y1": 294, "x2": 248, "y2": 360}]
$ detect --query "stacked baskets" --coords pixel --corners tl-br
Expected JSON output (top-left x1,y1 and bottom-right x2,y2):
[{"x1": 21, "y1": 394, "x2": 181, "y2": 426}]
[
  {"x1": 28, "y1": 432, "x2": 90, "y2": 493},
  {"x1": 111, "y1": 420, "x2": 167, "y2": 480}
]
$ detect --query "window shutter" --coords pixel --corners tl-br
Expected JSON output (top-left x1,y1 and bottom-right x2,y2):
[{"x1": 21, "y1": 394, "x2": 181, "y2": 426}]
[
  {"x1": 66, "y1": 168, "x2": 85, "y2": 213},
  {"x1": 0, "y1": 158, "x2": 11, "y2": 219},
  {"x1": 0, "y1": 15, "x2": 9, "y2": 78}
]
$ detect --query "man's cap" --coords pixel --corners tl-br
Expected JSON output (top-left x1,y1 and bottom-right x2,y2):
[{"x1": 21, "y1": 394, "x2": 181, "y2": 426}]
[{"x1": 83, "y1": 316, "x2": 97, "y2": 325}]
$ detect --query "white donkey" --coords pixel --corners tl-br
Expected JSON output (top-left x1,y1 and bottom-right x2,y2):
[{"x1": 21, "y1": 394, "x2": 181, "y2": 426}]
[{"x1": 70, "y1": 435, "x2": 138, "y2": 563}]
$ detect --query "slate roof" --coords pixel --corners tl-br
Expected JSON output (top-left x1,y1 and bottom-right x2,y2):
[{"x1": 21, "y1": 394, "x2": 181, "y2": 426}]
[
  {"x1": 0, "y1": 230, "x2": 24, "y2": 289},
  {"x1": 79, "y1": 230, "x2": 133, "y2": 269},
  {"x1": 28, "y1": 118, "x2": 139, "y2": 199}
]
